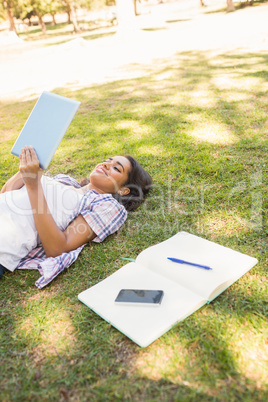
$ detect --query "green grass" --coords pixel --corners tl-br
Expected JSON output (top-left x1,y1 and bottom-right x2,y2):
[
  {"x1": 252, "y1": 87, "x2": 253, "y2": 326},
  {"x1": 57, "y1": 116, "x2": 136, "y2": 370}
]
[
  {"x1": 17, "y1": 18, "x2": 116, "y2": 46},
  {"x1": 0, "y1": 48, "x2": 267, "y2": 400}
]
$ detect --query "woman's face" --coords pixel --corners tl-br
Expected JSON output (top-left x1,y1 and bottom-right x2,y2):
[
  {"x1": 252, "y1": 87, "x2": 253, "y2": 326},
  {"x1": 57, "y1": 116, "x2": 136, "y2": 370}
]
[{"x1": 89, "y1": 156, "x2": 132, "y2": 194}]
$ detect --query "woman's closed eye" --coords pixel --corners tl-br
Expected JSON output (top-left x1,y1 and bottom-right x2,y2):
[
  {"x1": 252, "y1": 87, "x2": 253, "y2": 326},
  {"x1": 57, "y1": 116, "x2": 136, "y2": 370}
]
[{"x1": 104, "y1": 160, "x2": 121, "y2": 173}]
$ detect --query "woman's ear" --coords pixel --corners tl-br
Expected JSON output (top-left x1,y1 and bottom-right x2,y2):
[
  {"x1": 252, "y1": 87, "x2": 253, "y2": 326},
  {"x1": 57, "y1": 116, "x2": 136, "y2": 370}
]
[{"x1": 118, "y1": 187, "x2": 130, "y2": 196}]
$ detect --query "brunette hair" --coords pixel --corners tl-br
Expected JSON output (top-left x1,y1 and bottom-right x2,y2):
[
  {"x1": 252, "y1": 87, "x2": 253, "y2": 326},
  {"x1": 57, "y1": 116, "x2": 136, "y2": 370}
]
[{"x1": 114, "y1": 155, "x2": 152, "y2": 211}]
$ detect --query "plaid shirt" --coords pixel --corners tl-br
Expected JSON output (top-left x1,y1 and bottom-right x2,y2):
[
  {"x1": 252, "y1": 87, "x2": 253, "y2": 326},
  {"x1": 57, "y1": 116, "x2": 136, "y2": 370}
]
[{"x1": 17, "y1": 174, "x2": 127, "y2": 289}]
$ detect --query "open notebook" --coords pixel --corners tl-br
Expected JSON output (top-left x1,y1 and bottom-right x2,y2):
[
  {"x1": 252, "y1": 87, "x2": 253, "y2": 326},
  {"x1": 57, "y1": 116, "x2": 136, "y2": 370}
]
[
  {"x1": 78, "y1": 232, "x2": 258, "y2": 347},
  {"x1": 11, "y1": 91, "x2": 81, "y2": 169}
]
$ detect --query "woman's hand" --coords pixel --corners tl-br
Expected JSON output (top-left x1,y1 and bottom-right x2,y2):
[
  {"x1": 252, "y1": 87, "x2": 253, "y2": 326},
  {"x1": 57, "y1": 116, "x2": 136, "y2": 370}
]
[
  {"x1": 19, "y1": 146, "x2": 43, "y2": 189},
  {"x1": 18, "y1": 146, "x2": 96, "y2": 257}
]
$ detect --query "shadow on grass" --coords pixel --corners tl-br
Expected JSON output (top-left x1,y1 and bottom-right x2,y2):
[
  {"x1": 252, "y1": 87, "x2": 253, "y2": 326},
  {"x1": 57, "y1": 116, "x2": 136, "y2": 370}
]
[
  {"x1": 0, "y1": 49, "x2": 267, "y2": 400},
  {"x1": 1, "y1": 271, "x2": 266, "y2": 400},
  {"x1": 204, "y1": 0, "x2": 268, "y2": 14},
  {"x1": 142, "y1": 27, "x2": 167, "y2": 32},
  {"x1": 19, "y1": 20, "x2": 116, "y2": 44},
  {"x1": 43, "y1": 31, "x2": 116, "y2": 47},
  {"x1": 166, "y1": 18, "x2": 191, "y2": 24}
]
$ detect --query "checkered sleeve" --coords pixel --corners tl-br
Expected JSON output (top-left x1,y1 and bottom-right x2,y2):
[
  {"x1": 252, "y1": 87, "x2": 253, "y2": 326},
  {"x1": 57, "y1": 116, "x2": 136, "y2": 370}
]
[
  {"x1": 80, "y1": 195, "x2": 127, "y2": 242},
  {"x1": 17, "y1": 190, "x2": 127, "y2": 289}
]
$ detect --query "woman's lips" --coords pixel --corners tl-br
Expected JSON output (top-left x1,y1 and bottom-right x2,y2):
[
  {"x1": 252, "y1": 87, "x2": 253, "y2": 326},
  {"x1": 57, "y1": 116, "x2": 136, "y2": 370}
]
[{"x1": 95, "y1": 167, "x2": 108, "y2": 176}]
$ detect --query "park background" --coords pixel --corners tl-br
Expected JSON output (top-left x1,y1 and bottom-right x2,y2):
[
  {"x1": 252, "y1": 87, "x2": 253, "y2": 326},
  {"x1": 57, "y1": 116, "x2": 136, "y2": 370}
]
[{"x1": 0, "y1": 0, "x2": 267, "y2": 400}]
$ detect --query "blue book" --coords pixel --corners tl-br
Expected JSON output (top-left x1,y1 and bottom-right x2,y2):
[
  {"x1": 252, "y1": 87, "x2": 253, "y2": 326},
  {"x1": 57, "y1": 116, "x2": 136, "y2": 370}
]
[{"x1": 11, "y1": 91, "x2": 81, "y2": 169}]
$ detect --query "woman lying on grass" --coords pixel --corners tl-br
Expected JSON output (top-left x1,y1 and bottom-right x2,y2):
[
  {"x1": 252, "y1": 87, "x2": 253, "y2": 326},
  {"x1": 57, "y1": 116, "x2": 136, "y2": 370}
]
[{"x1": 0, "y1": 146, "x2": 152, "y2": 288}]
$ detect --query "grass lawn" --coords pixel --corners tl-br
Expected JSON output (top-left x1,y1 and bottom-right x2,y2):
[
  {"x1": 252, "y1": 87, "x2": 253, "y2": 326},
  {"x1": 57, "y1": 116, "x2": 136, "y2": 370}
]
[{"x1": 0, "y1": 38, "x2": 267, "y2": 401}]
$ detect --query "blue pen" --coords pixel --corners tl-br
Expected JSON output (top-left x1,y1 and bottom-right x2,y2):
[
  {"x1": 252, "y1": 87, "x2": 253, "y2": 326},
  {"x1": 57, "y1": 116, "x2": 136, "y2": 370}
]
[{"x1": 167, "y1": 257, "x2": 212, "y2": 270}]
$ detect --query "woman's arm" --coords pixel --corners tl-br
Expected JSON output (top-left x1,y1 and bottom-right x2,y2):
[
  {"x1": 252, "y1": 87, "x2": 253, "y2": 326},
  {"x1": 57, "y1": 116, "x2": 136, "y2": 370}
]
[
  {"x1": 1, "y1": 171, "x2": 25, "y2": 193},
  {"x1": 20, "y1": 146, "x2": 96, "y2": 257}
]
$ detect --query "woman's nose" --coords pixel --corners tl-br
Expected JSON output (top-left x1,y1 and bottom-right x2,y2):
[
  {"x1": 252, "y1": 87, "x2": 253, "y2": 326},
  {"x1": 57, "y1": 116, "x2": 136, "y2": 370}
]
[{"x1": 102, "y1": 161, "x2": 111, "y2": 169}]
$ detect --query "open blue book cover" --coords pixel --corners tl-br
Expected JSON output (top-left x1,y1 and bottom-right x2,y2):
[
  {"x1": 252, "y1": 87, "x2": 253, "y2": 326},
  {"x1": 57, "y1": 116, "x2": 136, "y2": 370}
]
[
  {"x1": 78, "y1": 232, "x2": 258, "y2": 347},
  {"x1": 11, "y1": 91, "x2": 81, "y2": 169}
]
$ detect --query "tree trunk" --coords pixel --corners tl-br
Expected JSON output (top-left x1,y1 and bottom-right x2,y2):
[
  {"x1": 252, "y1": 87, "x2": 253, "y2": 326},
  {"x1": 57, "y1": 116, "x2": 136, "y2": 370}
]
[
  {"x1": 70, "y1": 2, "x2": 80, "y2": 33},
  {"x1": 4, "y1": 1, "x2": 17, "y2": 32},
  {"x1": 134, "y1": 0, "x2": 138, "y2": 15},
  {"x1": 67, "y1": 10, "x2": 71, "y2": 24},
  {"x1": 51, "y1": 14, "x2": 57, "y2": 25},
  {"x1": 35, "y1": 9, "x2": 47, "y2": 33},
  {"x1": 63, "y1": 0, "x2": 80, "y2": 32},
  {"x1": 200, "y1": 0, "x2": 205, "y2": 6},
  {"x1": 226, "y1": 0, "x2": 235, "y2": 12}
]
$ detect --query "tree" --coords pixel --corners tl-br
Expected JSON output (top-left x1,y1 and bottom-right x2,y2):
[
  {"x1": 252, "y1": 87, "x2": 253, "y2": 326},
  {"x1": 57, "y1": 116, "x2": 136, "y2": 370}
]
[
  {"x1": 61, "y1": 0, "x2": 80, "y2": 33},
  {"x1": 46, "y1": 0, "x2": 62, "y2": 25},
  {"x1": 15, "y1": 0, "x2": 48, "y2": 33},
  {"x1": 226, "y1": 0, "x2": 235, "y2": 12},
  {"x1": 133, "y1": 0, "x2": 139, "y2": 15},
  {"x1": 2, "y1": 0, "x2": 17, "y2": 31},
  {"x1": 33, "y1": 0, "x2": 47, "y2": 33}
]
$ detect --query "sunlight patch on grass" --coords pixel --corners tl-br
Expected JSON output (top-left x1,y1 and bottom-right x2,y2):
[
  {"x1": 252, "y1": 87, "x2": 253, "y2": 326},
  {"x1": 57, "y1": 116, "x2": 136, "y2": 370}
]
[
  {"x1": 131, "y1": 102, "x2": 155, "y2": 116},
  {"x1": 221, "y1": 91, "x2": 254, "y2": 102},
  {"x1": 189, "y1": 90, "x2": 217, "y2": 107},
  {"x1": 200, "y1": 211, "x2": 250, "y2": 237},
  {"x1": 0, "y1": 129, "x2": 16, "y2": 142},
  {"x1": 98, "y1": 139, "x2": 126, "y2": 153},
  {"x1": 133, "y1": 338, "x2": 217, "y2": 396},
  {"x1": 91, "y1": 122, "x2": 112, "y2": 135},
  {"x1": 210, "y1": 56, "x2": 263, "y2": 68},
  {"x1": 133, "y1": 319, "x2": 267, "y2": 394},
  {"x1": 18, "y1": 309, "x2": 77, "y2": 357},
  {"x1": 228, "y1": 326, "x2": 268, "y2": 386},
  {"x1": 154, "y1": 71, "x2": 174, "y2": 81},
  {"x1": 212, "y1": 74, "x2": 236, "y2": 90},
  {"x1": 115, "y1": 120, "x2": 152, "y2": 138},
  {"x1": 187, "y1": 112, "x2": 202, "y2": 122},
  {"x1": 137, "y1": 144, "x2": 164, "y2": 156},
  {"x1": 189, "y1": 122, "x2": 238, "y2": 145},
  {"x1": 0, "y1": 107, "x2": 27, "y2": 140},
  {"x1": 213, "y1": 75, "x2": 263, "y2": 92},
  {"x1": 135, "y1": 342, "x2": 187, "y2": 381}
]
